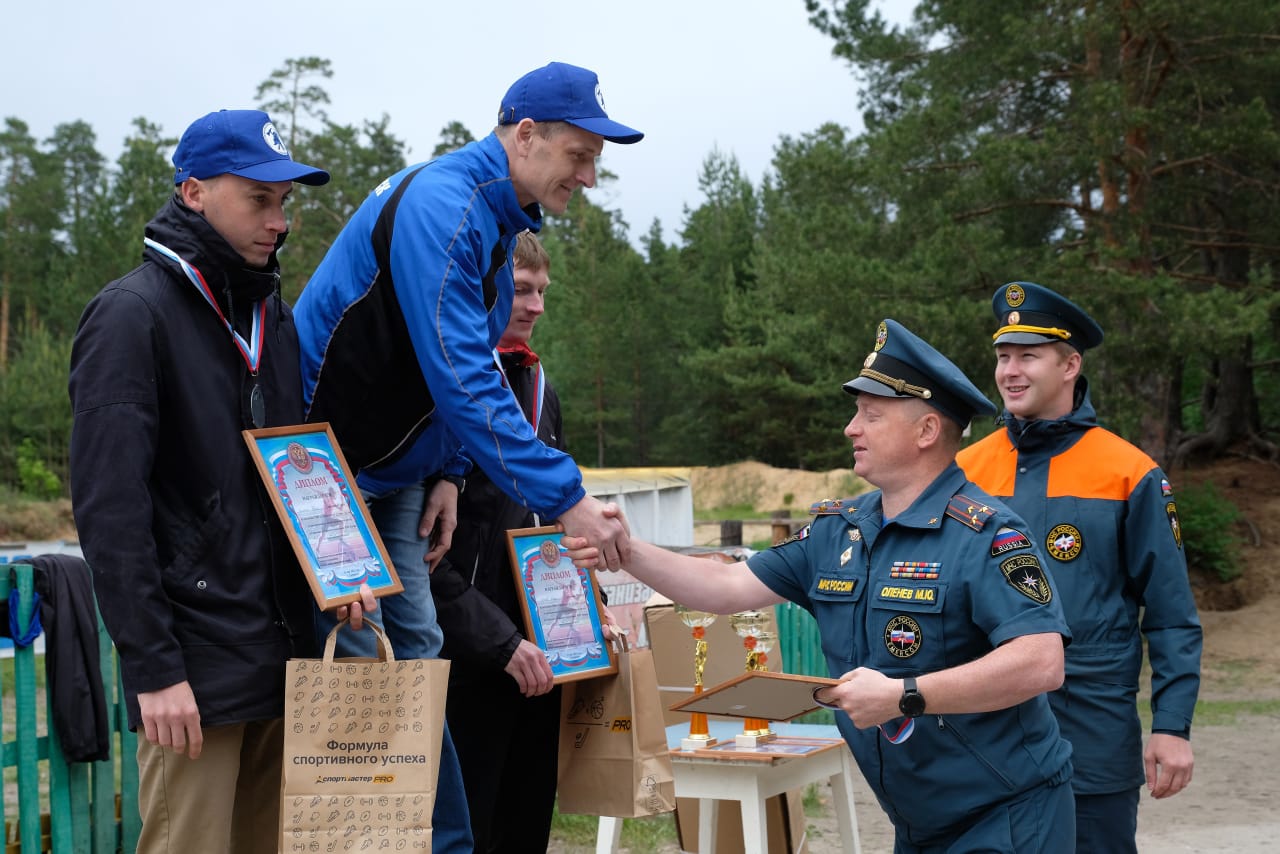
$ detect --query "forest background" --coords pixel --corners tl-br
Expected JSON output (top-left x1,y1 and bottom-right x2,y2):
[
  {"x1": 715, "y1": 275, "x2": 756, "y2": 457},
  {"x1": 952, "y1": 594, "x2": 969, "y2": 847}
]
[{"x1": 1, "y1": 0, "x2": 1278, "y2": 504}]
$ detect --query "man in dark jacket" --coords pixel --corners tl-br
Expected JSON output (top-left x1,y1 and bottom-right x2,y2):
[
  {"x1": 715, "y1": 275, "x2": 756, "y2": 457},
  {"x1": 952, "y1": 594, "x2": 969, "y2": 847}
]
[
  {"x1": 68, "y1": 109, "x2": 355, "y2": 854},
  {"x1": 432, "y1": 231, "x2": 562, "y2": 852}
]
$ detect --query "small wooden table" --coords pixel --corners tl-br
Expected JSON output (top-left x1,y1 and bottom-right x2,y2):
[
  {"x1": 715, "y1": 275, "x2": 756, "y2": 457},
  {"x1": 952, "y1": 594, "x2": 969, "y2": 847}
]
[{"x1": 596, "y1": 722, "x2": 861, "y2": 854}]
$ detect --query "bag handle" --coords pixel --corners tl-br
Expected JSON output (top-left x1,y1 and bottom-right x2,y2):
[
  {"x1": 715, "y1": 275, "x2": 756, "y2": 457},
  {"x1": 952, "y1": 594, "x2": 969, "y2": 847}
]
[
  {"x1": 323, "y1": 617, "x2": 395, "y2": 664},
  {"x1": 611, "y1": 630, "x2": 630, "y2": 655}
]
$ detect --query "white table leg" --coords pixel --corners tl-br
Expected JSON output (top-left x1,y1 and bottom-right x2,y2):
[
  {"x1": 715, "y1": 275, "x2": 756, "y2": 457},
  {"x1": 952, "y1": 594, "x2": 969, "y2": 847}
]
[
  {"x1": 829, "y1": 751, "x2": 862, "y2": 854},
  {"x1": 595, "y1": 816, "x2": 622, "y2": 854},
  {"x1": 699, "y1": 797, "x2": 719, "y2": 853},
  {"x1": 740, "y1": 780, "x2": 769, "y2": 854}
]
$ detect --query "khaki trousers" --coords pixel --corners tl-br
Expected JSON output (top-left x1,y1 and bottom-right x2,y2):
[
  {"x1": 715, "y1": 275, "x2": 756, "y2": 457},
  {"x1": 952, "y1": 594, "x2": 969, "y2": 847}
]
[{"x1": 135, "y1": 718, "x2": 283, "y2": 854}]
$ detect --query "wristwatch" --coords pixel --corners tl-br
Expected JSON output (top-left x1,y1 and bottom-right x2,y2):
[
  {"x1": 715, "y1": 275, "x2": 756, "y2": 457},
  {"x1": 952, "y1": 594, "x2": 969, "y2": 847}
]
[
  {"x1": 441, "y1": 473, "x2": 466, "y2": 494},
  {"x1": 899, "y1": 676, "x2": 926, "y2": 718}
]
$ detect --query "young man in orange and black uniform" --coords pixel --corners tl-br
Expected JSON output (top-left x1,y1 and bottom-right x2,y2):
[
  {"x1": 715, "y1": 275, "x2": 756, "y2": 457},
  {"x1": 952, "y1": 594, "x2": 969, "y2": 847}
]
[{"x1": 957, "y1": 282, "x2": 1202, "y2": 853}]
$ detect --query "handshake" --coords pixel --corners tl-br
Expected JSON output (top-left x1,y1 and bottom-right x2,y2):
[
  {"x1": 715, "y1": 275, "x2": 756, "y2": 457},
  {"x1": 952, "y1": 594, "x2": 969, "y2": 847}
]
[{"x1": 558, "y1": 495, "x2": 631, "y2": 570}]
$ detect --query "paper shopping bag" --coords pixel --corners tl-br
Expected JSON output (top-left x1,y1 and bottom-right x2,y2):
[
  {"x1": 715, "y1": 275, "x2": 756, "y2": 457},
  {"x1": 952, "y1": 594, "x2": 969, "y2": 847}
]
[
  {"x1": 557, "y1": 635, "x2": 676, "y2": 817},
  {"x1": 280, "y1": 618, "x2": 449, "y2": 853}
]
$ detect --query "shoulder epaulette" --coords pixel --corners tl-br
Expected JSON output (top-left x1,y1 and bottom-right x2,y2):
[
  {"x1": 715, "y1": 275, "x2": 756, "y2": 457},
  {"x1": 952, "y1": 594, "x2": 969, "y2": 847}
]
[
  {"x1": 945, "y1": 493, "x2": 996, "y2": 531},
  {"x1": 810, "y1": 497, "x2": 858, "y2": 516}
]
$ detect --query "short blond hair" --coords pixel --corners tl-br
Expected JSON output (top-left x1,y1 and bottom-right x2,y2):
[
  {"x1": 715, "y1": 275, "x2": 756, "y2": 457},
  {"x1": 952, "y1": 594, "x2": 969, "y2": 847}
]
[{"x1": 513, "y1": 230, "x2": 550, "y2": 272}]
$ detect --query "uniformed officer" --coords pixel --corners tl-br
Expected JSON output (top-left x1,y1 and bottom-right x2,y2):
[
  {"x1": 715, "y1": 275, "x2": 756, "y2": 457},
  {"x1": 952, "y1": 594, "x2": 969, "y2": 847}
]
[
  {"x1": 567, "y1": 319, "x2": 1077, "y2": 852},
  {"x1": 958, "y1": 282, "x2": 1202, "y2": 854}
]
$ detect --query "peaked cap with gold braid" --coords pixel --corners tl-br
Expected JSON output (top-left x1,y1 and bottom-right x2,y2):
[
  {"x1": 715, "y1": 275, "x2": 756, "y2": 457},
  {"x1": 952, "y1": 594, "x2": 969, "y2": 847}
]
[
  {"x1": 843, "y1": 319, "x2": 996, "y2": 427},
  {"x1": 991, "y1": 281, "x2": 1103, "y2": 353}
]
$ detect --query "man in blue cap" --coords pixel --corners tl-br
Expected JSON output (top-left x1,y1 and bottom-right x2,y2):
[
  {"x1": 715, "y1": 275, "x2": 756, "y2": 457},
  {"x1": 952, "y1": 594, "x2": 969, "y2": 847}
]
[
  {"x1": 69, "y1": 110, "x2": 361, "y2": 854},
  {"x1": 293, "y1": 62, "x2": 643, "y2": 852},
  {"x1": 958, "y1": 282, "x2": 1202, "y2": 854},
  {"x1": 567, "y1": 319, "x2": 1077, "y2": 852}
]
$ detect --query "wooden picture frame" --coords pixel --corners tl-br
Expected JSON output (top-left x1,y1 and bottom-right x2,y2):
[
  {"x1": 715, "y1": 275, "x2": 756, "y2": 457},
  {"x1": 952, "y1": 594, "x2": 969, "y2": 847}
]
[
  {"x1": 242, "y1": 422, "x2": 403, "y2": 610},
  {"x1": 668, "y1": 671, "x2": 840, "y2": 722},
  {"x1": 507, "y1": 525, "x2": 617, "y2": 684}
]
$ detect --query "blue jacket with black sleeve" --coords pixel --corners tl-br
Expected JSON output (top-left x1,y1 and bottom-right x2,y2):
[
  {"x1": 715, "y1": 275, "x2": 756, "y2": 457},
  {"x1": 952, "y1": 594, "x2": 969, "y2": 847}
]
[{"x1": 295, "y1": 133, "x2": 586, "y2": 518}]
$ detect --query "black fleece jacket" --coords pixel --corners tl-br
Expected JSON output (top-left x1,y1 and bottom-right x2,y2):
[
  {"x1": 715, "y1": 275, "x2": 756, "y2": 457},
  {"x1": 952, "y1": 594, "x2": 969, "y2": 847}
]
[{"x1": 69, "y1": 195, "x2": 316, "y2": 730}]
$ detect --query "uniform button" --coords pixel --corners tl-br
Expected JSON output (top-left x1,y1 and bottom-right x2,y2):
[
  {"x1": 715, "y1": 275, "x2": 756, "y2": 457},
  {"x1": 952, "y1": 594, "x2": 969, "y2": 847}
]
[
  {"x1": 196, "y1": 580, "x2": 207, "y2": 590},
  {"x1": 1019, "y1": 467, "x2": 1027, "y2": 474}
]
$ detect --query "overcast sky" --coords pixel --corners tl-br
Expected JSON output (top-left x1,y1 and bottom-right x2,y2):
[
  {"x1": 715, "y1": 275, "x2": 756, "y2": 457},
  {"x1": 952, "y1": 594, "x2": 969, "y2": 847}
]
[{"x1": 7, "y1": 0, "x2": 913, "y2": 246}]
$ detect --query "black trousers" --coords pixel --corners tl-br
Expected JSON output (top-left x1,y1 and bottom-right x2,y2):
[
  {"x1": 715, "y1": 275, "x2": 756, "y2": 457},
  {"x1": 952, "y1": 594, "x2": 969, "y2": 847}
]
[{"x1": 446, "y1": 662, "x2": 562, "y2": 854}]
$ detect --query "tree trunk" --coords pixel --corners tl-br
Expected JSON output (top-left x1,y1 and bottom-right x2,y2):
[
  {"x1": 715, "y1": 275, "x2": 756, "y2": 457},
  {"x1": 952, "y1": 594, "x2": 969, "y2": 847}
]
[{"x1": 1171, "y1": 345, "x2": 1254, "y2": 467}]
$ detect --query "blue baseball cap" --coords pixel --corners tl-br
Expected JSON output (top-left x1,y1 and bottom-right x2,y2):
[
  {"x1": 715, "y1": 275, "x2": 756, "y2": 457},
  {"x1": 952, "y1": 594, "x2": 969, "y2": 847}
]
[
  {"x1": 497, "y1": 62, "x2": 643, "y2": 144},
  {"x1": 172, "y1": 110, "x2": 330, "y2": 186},
  {"x1": 991, "y1": 281, "x2": 1103, "y2": 352},
  {"x1": 844, "y1": 319, "x2": 997, "y2": 427}
]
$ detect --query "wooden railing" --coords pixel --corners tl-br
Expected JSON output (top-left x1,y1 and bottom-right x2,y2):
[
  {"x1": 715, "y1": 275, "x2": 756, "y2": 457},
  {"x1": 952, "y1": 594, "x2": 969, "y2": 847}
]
[{"x1": 0, "y1": 563, "x2": 139, "y2": 854}]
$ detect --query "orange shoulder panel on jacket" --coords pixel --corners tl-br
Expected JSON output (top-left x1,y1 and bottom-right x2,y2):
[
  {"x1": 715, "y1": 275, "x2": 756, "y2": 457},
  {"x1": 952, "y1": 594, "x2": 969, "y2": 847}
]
[
  {"x1": 1046, "y1": 427, "x2": 1158, "y2": 500},
  {"x1": 956, "y1": 432, "x2": 1018, "y2": 497}
]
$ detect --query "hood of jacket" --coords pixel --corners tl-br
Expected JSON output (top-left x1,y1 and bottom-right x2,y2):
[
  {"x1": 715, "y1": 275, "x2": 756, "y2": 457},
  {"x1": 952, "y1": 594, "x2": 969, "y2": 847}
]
[
  {"x1": 143, "y1": 193, "x2": 286, "y2": 310},
  {"x1": 999, "y1": 376, "x2": 1099, "y2": 453}
]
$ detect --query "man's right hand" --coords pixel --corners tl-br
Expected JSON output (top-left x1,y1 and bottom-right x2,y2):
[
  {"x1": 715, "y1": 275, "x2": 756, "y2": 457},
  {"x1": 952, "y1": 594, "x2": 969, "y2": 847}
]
[
  {"x1": 138, "y1": 681, "x2": 203, "y2": 759},
  {"x1": 559, "y1": 495, "x2": 631, "y2": 569},
  {"x1": 504, "y1": 639, "x2": 555, "y2": 697}
]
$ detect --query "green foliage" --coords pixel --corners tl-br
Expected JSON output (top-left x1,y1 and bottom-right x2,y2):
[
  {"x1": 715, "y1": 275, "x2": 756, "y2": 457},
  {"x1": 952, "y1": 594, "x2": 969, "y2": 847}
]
[
  {"x1": 0, "y1": 325, "x2": 73, "y2": 491},
  {"x1": 1, "y1": 24, "x2": 1279, "y2": 481},
  {"x1": 1178, "y1": 481, "x2": 1246, "y2": 582},
  {"x1": 15, "y1": 438, "x2": 60, "y2": 499}
]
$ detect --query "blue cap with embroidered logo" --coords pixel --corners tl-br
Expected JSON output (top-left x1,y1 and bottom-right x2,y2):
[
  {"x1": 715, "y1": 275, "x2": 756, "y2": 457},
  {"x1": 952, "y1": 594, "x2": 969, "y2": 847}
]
[
  {"x1": 991, "y1": 281, "x2": 1103, "y2": 352},
  {"x1": 844, "y1": 319, "x2": 997, "y2": 427},
  {"x1": 172, "y1": 110, "x2": 330, "y2": 186},
  {"x1": 497, "y1": 62, "x2": 644, "y2": 144}
]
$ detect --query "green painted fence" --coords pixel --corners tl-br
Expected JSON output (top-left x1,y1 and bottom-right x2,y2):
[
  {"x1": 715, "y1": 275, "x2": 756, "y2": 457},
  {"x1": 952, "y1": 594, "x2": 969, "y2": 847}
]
[
  {"x1": 774, "y1": 601, "x2": 836, "y2": 725},
  {"x1": 0, "y1": 563, "x2": 140, "y2": 854}
]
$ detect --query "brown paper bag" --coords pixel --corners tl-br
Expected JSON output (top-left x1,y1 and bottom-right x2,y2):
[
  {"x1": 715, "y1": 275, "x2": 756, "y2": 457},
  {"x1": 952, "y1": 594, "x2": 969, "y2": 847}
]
[
  {"x1": 557, "y1": 635, "x2": 677, "y2": 817},
  {"x1": 280, "y1": 619, "x2": 449, "y2": 853}
]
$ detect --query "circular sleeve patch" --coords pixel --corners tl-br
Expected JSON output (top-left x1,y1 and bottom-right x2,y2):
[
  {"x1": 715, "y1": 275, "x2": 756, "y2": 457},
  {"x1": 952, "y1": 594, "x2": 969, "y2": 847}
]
[{"x1": 1045, "y1": 523, "x2": 1082, "y2": 562}]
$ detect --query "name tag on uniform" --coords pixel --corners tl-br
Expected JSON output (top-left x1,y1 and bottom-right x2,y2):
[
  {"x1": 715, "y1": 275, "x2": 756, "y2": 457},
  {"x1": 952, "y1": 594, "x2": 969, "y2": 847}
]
[
  {"x1": 815, "y1": 576, "x2": 858, "y2": 596},
  {"x1": 877, "y1": 584, "x2": 939, "y2": 604}
]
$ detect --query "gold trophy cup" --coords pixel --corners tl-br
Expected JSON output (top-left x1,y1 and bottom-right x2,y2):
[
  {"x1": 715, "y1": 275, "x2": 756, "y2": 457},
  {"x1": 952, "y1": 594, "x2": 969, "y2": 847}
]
[
  {"x1": 674, "y1": 603, "x2": 719, "y2": 751},
  {"x1": 729, "y1": 611, "x2": 777, "y2": 746}
]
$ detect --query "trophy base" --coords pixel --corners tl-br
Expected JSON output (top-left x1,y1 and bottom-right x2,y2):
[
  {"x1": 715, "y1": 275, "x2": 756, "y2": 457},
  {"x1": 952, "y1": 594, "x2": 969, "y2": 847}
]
[
  {"x1": 680, "y1": 735, "x2": 720, "y2": 751},
  {"x1": 734, "y1": 730, "x2": 776, "y2": 747}
]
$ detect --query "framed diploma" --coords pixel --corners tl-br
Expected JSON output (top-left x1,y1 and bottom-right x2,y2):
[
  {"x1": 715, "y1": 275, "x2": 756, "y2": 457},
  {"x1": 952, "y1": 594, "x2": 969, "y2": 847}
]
[
  {"x1": 668, "y1": 671, "x2": 841, "y2": 722},
  {"x1": 506, "y1": 525, "x2": 617, "y2": 684},
  {"x1": 242, "y1": 423, "x2": 403, "y2": 610}
]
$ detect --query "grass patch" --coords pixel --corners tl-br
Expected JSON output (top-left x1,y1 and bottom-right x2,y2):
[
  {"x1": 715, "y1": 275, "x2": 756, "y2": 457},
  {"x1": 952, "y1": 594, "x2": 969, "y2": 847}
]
[
  {"x1": 1138, "y1": 697, "x2": 1280, "y2": 729},
  {"x1": 551, "y1": 802, "x2": 678, "y2": 850},
  {"x1": 802, "y1": 782, "x2": 825, "y2": 817},
  {"x1": 693, "y1": 504, "x2": 776, "y2": 522}
]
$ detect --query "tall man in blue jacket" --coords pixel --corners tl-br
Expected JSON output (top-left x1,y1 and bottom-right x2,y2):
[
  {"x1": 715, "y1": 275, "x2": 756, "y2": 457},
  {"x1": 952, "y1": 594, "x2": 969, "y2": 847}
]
[
  {"x1": 958, "y1": 282, "x2": 1201, "y2": 853},
  {"x1": 294, "y1": 61, "x2": 642, "y2": 852}
]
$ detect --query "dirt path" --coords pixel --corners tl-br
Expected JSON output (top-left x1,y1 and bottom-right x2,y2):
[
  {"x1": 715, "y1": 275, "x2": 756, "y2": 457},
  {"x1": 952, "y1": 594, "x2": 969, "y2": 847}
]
[{"x1": 793, "y1": 716, "x2": 1280, "y2": 852}]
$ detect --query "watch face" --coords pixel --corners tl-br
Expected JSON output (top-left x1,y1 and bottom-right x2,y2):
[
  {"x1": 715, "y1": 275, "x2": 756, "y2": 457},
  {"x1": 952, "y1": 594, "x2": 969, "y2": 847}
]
[{"x1": 900, "y1": 690, "x2": 926, "y2": 718}]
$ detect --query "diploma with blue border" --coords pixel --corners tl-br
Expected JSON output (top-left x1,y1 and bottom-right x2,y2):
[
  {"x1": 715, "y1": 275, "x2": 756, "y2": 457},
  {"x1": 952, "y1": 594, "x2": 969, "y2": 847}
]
[
  {"x1": 243, "y1": 423, "x2": 403, "y2": 610},
  {"x1": 507, "y1": 525, "x2": 617, "y2": 684}
]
